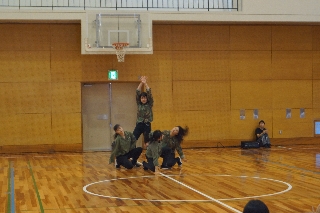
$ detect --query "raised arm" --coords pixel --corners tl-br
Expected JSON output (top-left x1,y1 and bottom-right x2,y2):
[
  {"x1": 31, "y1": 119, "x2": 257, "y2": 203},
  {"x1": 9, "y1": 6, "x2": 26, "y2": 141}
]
[
  {"x1": 136, "y1": 76, "x2": 146, "y2": 103},
  {"x1": 137, "y1": 81, "x2": 143, "y2": 91},
  {"x1": 143, "y1": 77, "x2": 150, "y2": 90},
  {"x1": 143, "y1": 77, "x2": 154, "y2": 106}
]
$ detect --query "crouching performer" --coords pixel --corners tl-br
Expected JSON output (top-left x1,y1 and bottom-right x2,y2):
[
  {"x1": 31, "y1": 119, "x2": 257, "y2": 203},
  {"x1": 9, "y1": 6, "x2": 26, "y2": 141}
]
[
  {"x1": 109, "y1": 124, "x2": 142, "y2": 169},
  {"x1": 142, "y1": 130, "x2": 164, "y2": 173}
]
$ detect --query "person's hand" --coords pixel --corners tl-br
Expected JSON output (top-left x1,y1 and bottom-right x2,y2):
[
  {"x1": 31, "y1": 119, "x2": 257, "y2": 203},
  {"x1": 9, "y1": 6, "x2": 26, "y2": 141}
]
[
  {"x1": 144, "y1": 142, "x2": 149, "y2": 148},
  {"x1": 140, "y1": 76, "x2": 146, "y2": 83},
  {"x1": 141, "y1": 76, "x2": 147, "y2": 84}
]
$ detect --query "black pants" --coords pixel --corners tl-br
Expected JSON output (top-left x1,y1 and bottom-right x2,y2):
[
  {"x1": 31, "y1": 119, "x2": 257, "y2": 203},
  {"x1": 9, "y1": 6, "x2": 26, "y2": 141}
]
[
  {"x1": 133, "y1": 122, "x2": 151, "y2": 143},
  {"x1": 160, "y1": 147, "x2": 178, "y2": 168},
  {"x1": 145, "y1": 148, "x2": 177, "y2": 171},
  {"x1": 116, "y1": 147, "x2": 142, "y2": 169},
  {"x1": 144, "y1": 156, "x2": 156, "y2": 172}
]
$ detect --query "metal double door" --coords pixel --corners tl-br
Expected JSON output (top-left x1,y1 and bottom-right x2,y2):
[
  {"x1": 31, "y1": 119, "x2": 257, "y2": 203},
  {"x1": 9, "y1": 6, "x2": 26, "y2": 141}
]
[{"x1": 82, "y1": 83, "x2": 140, "y2": 151}]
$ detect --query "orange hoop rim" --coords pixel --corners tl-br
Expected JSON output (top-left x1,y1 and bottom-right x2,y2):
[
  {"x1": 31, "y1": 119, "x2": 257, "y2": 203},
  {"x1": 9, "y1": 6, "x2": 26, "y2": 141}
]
[{"x1": 112, "y1": 42, "x2": 129, "y2": 50}]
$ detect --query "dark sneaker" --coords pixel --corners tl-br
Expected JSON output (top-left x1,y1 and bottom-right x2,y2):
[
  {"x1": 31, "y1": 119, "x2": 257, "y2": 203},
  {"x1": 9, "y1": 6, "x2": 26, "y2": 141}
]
[
  {"x1": 177, "y1": 157, "x2": 182, "y2": 167},
  {"x1": 135, "y1": 163, "x2": 141, "y2": 168},
  {"x1": 142, "y1": 161, "x2": 148, "y2": 170},
  {"x1": 115, "y1": 159, "x2": 120, "y2": 168},
  {"x1": 160, "y1": 165, "x2": 171, "y2": 170}
]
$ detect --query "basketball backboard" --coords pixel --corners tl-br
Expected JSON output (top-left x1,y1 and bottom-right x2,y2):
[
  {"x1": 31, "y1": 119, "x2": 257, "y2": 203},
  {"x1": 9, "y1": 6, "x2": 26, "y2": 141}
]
[{"x1": 83, "y1": 12, "x2": 152, "y2": 55}]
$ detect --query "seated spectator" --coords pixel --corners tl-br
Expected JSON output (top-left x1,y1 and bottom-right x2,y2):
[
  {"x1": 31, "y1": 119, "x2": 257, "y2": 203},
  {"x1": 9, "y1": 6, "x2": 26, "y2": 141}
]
[
  {"x1": 243, "y1": 199, "x2": 269, "y2": 213},
  {"x1": 255, "y1": 120, "x2": 271, "y2": 148}
]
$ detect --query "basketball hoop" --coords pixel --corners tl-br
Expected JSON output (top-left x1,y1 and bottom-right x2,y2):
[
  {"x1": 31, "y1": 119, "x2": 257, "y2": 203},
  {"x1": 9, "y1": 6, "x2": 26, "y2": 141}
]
[{"x1": 112, "y1": 42, "x2": 129, "y2": 62}]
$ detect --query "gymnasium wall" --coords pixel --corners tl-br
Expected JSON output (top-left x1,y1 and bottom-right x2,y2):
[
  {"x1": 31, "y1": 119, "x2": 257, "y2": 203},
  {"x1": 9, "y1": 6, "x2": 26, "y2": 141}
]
[
  {"x1": 152, "y1": 24, "x2": 320, "y2": 147},
  {"x1": 0, "y1": 23, "x2": 319, "y2": 153}
]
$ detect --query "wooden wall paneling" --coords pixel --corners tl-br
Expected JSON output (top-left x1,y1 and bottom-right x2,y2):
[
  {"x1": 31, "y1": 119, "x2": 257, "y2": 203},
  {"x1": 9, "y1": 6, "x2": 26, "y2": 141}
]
[
  {"x1": 230, "y1": 51, "x2": 272, "y2": 80},
  {"x1": 81, "y1": 55, "x2": 114, "y2": 81},
  {"x1": 313, "y1": 51, "x2": 320, "y2": 79},
  {"x1": 52, "y1": 113, "x2": 82, "y2": 144},
  {"x1": 0, "y1": 24, "x2": 22, "y2": 50},
  {"x1": 0, "y1": 51, "x2": 51, "y2": 82},
  {"x1": 313, "y1": 108, "x2": 320, "y2": 119},
  {"x1": 312, "y1": 26, "x2": 320, "y2": 50},
  {"x1": 0, "y1": 83, "x2": 52, "y2": 114},
  {"x1": 142, "y1": 51, "x2": 173, "y2": 81},
  {"x1": 0, "y1": 113, "x2": 52, "y2": 145},
  {"x1": 272, "y1": 26, "x2": 313, "y2": 50},
  {"x1": 151, "y1": 81, "x2": 173, "y2": 112},
  {"x1": 173, "y1": 110, "x2": 231, "y2": 141},
  {"x1": 153, "y1": 24, "x2": 172, "y2": 51},
  {"x1": 273, "y1": 108, "x2": 313, "y2": 138},
  {"x1": 150, "y1": 80, "x2": 174, "y2": 131},
  {"x1": 0, "y1": 83, "x2": 12, "y2": 114},
  {"x1": 19, "y1": 24, "x2": 51, "y2": 51},
  {"x1": 51, "y1": 82, "x2": 81, "y2": 113},
  {"x1": 272, "y1": 80, "x2": 312, "y2": 109},
  {"x1": 113, "y1": 54, "x2": 158, "y2": 81},
  {"x1": 0, "y1": 23, "x2": 51, "y2": 51},
  {"x1": 230, "y1": 109, "x2": 273, "y2": 140},
  {"x1": 172, "y1": 51, "x2": 230, "y2": 81},
  {"x1": 17, "y1": 82, "x2": 52, "y2": 113},
  {"x1": 231, "y1": 81, "x2": 273, "y2": 109},
  {"x1": 172, "y1": 25, "x2": 230, "y2": 51},
  {"x1": 230, "y1": 25, "x2": 272, "y2": 50},
  {"x1": 272, "y1": 51, "x2": 313, "y2": 80},
  {"x1": 173, "y1": 81, "x2": 230, "y2": 111},
  {"x1": 50, "y1": 24, "x2": 81, "y2": 51},
  {"x1": 2, "y1": 22, "x2": 320, "y2": 152},
  {"x1": 313, "y1": 80, "x2": 320, "y2": 109},
  {"x1": 151, "y1": 110, "x2": 174, "y2": 133},
  {"x1": 51, "y1": 50, "x2": 82, "y2": 82}
]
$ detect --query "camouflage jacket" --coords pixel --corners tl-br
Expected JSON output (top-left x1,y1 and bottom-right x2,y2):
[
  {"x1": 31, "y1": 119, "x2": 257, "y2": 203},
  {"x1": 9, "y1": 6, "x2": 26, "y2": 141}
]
[
  {"x1": 145, "y1": 139, "x2": 163, "y2": 166},
  {"x1": 161, "y1": 130, "x2": 185, "y2": 159},
  {"x1": 136, "y1": 88, "x2": 154, "y2": 123},
  {"x1": 109, "y1": 131, "x2": 137, "y2": 164}
]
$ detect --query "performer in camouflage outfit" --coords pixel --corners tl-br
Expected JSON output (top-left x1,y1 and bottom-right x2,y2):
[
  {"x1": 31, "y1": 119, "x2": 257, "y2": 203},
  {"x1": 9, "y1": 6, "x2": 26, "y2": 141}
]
[
  {"x1": 133, "y1": 76, "x2": 154, "y2": 146},
  {"x1": 109, "y1": 124, "x2": 142, "y2": 169},
  {"x1": 160, "y1": 126, "x2": 189, "y2": 169}
]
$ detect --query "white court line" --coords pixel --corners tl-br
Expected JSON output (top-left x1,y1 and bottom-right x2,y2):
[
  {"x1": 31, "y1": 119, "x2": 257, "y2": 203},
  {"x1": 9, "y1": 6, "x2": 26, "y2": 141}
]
[
  {"x1": 160, "y1": 173, "x2": 242, "y2": 213},
  {"x1": 83, "y1": 174, "x2": 292, "y2": 212}
]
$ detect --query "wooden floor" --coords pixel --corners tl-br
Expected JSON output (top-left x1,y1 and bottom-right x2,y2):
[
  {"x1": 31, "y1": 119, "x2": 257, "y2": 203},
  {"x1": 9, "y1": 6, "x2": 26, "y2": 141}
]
[{"x1": 1, "y1": 145, "x2": 320, "y2": 213}]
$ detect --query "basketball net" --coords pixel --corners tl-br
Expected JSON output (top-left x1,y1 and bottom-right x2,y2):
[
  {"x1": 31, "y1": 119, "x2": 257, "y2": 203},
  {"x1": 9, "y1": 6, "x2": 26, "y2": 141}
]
[{"x1": 112, "y1": 42, "x2": 129, "y2": 62}]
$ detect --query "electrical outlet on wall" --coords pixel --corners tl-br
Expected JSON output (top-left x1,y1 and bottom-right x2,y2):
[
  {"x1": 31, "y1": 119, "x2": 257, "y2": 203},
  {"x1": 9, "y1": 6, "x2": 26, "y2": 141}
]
[{"x1": 279, "y1": 130, "x2": 282, "y2": 134}]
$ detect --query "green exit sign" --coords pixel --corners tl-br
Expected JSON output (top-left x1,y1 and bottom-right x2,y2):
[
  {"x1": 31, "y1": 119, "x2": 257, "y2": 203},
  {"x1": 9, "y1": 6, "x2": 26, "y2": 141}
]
[{"x1": 108, "y1": 70, "x2": 118, "y2": 80}]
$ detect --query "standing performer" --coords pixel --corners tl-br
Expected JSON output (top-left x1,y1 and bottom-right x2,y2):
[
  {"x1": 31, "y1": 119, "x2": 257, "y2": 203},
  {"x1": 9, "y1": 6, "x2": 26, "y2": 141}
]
[
  {"x1": 161, "y1": 126, "x2": 189, "y2": 169},
  {"x1": 133, "y1": 76, "x2": 154, "y2": 146},
  {"x1": 109, "y1": 124, "x2": 142, "y2": 169}
]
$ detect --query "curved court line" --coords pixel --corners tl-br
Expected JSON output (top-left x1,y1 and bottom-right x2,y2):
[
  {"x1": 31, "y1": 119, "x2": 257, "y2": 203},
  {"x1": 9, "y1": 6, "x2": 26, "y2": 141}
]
[
  {"x1": 83, "y1": 174, "x2": 292, "y2": 203},
  {"x1": 160, "y1": 173, "x2": 242, "y2": 213},
  {"x1": 218, "y1": 176, "x2": 292, "y2": 201}
]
